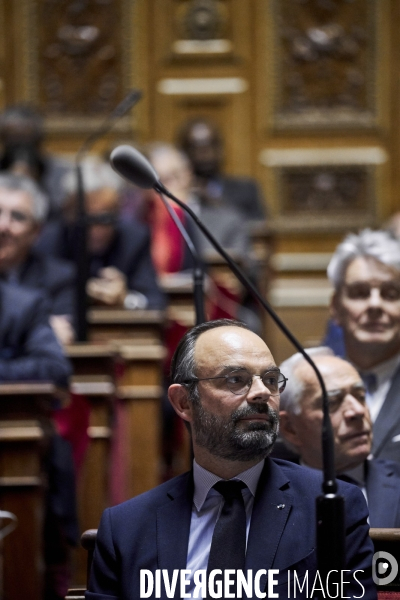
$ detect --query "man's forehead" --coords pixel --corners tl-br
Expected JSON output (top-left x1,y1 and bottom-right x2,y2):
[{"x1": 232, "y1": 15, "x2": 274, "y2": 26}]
[
  {"x1": 0, "y1": 188, "x2": 33, "y2": 210},
  {"x1": 194, "y1": 326, "x2": 275, "y2": 367},
  {"x1": 298, "y1": 356, "x2": 361, "y2": 390},
  {"x1": 344, "y1": 256, "x2": 400, "y2": 283}
]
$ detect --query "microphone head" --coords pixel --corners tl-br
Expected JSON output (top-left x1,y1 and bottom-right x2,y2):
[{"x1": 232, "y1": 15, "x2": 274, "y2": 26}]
[{"x1": 110, "y1": 144, "x2": 159, "y2": 189}]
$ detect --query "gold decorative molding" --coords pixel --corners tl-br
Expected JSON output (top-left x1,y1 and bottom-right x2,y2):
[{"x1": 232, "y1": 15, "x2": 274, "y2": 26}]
[{"x1": 157, "y1": 77, "x2": 248, "y2": 95}]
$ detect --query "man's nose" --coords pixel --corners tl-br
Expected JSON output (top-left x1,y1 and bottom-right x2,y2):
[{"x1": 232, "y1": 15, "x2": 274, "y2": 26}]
[
  {"x1": 246, "y1": 375, "x2": 272, "y2": 402},
  {"x1": 343, "y1": 394, "x2": 366, "y2": 419},
  {"x1": 367, "y1": 287, "x2": 383, "y2": 309}
]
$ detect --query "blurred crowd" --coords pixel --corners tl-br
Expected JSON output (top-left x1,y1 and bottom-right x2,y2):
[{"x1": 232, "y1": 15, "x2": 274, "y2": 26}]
[{"x1": 1, "y1": 103, "x2": 400, "y2": 597}]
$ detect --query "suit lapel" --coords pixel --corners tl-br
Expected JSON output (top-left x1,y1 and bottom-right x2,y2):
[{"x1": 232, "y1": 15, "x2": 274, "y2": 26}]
[
  {"x1": 156, "y1": 473, "x2": 193, "y2": 573},
  {"x1": 245, "y1": 460, "x2": 293, "y2": 593},
  {"x1": 366, "y1": 460, "x2": 400, "y2": 527},
  {"x1": 372, "y1": 365, "x2": 400, "y2": 457}
]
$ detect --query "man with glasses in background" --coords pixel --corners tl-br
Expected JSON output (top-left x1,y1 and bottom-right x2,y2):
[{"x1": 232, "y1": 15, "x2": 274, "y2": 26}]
[
  {"x1": 324, "y1": 229, "x2": 400, "y2": 462},
  {"x1": 87, "y1": 319, "x2": 376, "y2": 600}
]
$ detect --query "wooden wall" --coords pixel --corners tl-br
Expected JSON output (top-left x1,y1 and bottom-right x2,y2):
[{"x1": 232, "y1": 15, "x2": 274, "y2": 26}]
[{"x1": 1, "y1": 0, "x2": 400, "y2": 356}]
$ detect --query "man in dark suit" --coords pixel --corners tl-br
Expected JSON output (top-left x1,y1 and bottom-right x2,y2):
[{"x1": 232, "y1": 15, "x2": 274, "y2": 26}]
[
  {"x1": 0, "y1": 279, "x2": 72, "y2": 384},
  {"x1": 0, "y1": 280, "x2": 77, "y2": 599},
  {"x1": 87, "y1": 319, "x2": 376, "y2": 600},
  {"x1": 324, "y1": 229, "x2": 400, "y2": 462},
  {"x1": 36, "y1": 157, "x2": 166, "y2": 311},
  {"x1": 0, "y1": 172, "x2": 76, "y2": 344},
  {"x1": 279, "y1": 348, "x2": 400, "y2": 528},
  {"x1": 177, "y1": 118, "x2": 267, "y2": 222}
]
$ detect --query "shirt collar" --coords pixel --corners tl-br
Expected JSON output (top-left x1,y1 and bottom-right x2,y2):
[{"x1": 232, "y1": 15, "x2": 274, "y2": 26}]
[
  {"x1": 357, "y1": 353, "x2": 400, "y2": 387},
  {"x1": 192, "y1": 459, "x2": 265, "y2": 511}
]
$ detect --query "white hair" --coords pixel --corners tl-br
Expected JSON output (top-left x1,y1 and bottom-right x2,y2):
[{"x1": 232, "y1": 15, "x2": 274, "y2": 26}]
[
  {"x1": 0, "y1": 173, "x2": 48, "y2": 223},
  {"x1": 327, "y1": 229, "x2": 400, "y2": 290},
  {"x1": 279, "y1": 347, "x2": 334, "y2": 415},
  {"x1": 62, "y1": 155, "x2": 124, "y2": 196}
]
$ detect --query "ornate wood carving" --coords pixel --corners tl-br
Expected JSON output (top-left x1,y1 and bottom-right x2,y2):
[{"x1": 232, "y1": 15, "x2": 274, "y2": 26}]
[
  {"x1": 274, "y1": 164, "x2": 376, "y2": 231},
  {"x1": 19, "y1": 0, "x2": 135, "y2": 132},
  {"x1": 172, "y1": 0, "x2": 233, "y2": 57},
  {"x1": 272, "y1": 0, "x2": 381, "y2": 129}
]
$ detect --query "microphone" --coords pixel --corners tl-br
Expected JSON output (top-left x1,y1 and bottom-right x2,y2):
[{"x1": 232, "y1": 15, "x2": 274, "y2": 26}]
[
  {"x1": 74, "y1": 92, "x2": 142, "y2": 341},
  {"x1": 109, "y1": 144, "x2": 345, "y2": 577}
]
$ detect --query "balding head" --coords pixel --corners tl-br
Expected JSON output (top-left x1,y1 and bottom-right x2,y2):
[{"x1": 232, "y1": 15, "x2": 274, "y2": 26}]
[{"x1": 279, "y1": 353, "x2": 372, "y2": 473}]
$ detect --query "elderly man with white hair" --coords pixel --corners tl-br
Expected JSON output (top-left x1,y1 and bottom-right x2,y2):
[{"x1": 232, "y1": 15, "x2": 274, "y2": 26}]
[
  {"x1": 323, "y1": 228, "x2": 400, "y2": 462},
  {"x1": 278, "y1": 347, "x2": 400, "y2": 527}
]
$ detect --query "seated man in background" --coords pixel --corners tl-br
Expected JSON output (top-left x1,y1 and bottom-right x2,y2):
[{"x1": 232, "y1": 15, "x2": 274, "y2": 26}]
[
  {"x1": 87, "y1": 319, "x2": 376, "y2": 600},
  {"x1": 0, "y1": 103, "x2": 72, "y2": 220},
  {"x1": 324, "y1": 229, "x2": 400, "y2": 462},
  {"x1": 0, "y1": 280, "x2": 77, "y2": 600},
  {"x1": 147, "y1": 142, "x2": 251, "y2": 266},
  {"x1": 36, "y1": 156, "x2": 166, "y2": 311},
  {"x1": 177, "y1": 117, "x2": 267, "y2": 224},
  {"x1": 0, "y1": 173, "x2": 75, "y2": 344},
  {"x1": 279, "y1": 348, "x2": 400, "y2": 527},
  {"x1": 147, "y1": 142, "x2": 261, "y2": 331}
]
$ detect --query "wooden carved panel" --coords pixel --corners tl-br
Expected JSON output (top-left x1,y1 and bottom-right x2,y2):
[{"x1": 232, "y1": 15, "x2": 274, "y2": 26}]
[
  {"x1": 158, "y1": 0, "x2": 239, "y2": 60},
  {"x1": 274, "y1": 164, "x2": 376, "y2": 231},
  {"x1": 271, "y1": 0, "x2": 381, "y2": 129},
  {"x1": 20, "y1": 0, "x2": 135, "y2": 133}
]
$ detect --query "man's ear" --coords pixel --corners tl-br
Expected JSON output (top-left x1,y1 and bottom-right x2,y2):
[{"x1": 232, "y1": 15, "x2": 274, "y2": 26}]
[
  {"x1": 279, "y1": 411, "x2": 302, "y2": 450},
  {"x1": 168, "y1": 384, "x2": 193, "y2": 424}
]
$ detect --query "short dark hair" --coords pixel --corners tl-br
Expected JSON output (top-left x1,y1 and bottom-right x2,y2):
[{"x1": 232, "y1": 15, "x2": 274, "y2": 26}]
[{"x1": 170, "y1": 319, "x2": 250, "y2": 402}]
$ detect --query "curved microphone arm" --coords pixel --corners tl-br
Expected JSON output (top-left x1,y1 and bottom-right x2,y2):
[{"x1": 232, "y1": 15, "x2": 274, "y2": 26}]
[
  {"x1": 109, "y1": 143, "x2": 345, "y2": 576},
  {"x1": 155, "y1": 181, "x2": 345, "y2": 578},
  {"x1": 156, "y1": 182, "x2": 337, "y2": 491}
]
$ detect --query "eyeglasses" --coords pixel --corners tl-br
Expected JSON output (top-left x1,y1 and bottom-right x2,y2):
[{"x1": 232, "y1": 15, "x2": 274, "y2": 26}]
[
  {"x1": 343, "y1": 281, "x2": 400, "y2": 301},
  {"x1": 183, "y1": 368, "x2": 288, "y2": 396}
]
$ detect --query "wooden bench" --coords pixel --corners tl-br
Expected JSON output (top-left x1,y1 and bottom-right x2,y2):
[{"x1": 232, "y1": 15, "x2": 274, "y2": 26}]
[{"x1": 0, "y1": 382, "x2": 56, "y2": 600}]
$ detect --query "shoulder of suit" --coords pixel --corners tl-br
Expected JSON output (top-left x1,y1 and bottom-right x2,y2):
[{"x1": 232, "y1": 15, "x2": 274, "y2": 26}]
[
  {"x1": 29, "y1": 251, "x2": 76, "y2": 279},
  {"x1": 271, "y1": 458, "x2": 365, "y2": 498},
  {"x1": 369, "y1": 458, "x2": 400, "y2": 478},
  {"x1": 106, "y1": 471, "x2": 191, "y2": 516},
  {"x1": 0, "y1": 282, "x2": 47, "y2": 314},
  {"x1": 117, "y1": 219, "x2": 150, "y2": 243}
]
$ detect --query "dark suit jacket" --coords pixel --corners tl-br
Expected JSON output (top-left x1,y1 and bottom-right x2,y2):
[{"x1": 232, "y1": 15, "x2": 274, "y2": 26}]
[
  {"x1": 371, "y1": 365, "x2": 400, "y2": 462},
  {"x1": 220, "y1": 176, "x2": 266, "y2": 221},
  {"x1": 35, "y1": 220, "x2": 166, "y2": 310},
  {"x1": 17, "y1": 250, "x2": 76, "y2": 316},
  {"x1": 0, "y1": 281, "x2": 72, "y2": 385},
  {"x1": 86, "y1": 459, "x2": 376, "y2": 600},
  {"x1": 366, "y1": 459, "x2": 400, "y2": 526}
]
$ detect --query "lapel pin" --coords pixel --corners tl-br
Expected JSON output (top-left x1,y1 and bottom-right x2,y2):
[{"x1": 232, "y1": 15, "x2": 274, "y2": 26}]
[{"x1": 277, "y1": 504, "x2": 285, "y2": 510}]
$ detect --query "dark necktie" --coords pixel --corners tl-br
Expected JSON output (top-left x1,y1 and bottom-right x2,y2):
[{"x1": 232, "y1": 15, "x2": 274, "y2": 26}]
[{"x1": 207, "y1": 480, "x2": 247, "y2": 594}]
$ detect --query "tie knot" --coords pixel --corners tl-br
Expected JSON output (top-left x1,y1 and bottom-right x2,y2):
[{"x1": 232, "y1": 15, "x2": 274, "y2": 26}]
[{"x1": 213, "y1": 480, "x2": 246, "y2": 501}]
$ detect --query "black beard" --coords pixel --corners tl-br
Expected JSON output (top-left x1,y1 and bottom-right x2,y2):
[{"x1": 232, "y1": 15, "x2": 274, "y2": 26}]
[{"x1": 191, "y1": 401, "x2": 279, "y2": 461}]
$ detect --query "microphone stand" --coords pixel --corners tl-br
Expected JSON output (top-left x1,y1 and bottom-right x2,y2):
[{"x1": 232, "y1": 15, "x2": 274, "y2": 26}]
[
  {"x1": 154, "y1": 181, "x2": 345, "y2": 579},
  {"x1": 157, "y1": 194, "x2": 205, "y2": 325},
  {"x1": 108, "y1": 143, "x2": 345, "y2": 579},
  {"x1": 74, "y1": 90, "x2": 143, "y2": 341}
]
